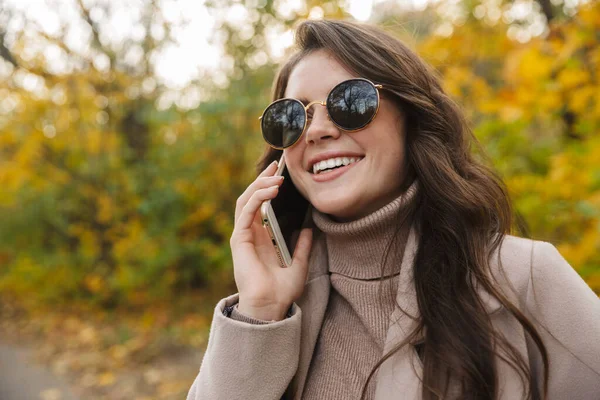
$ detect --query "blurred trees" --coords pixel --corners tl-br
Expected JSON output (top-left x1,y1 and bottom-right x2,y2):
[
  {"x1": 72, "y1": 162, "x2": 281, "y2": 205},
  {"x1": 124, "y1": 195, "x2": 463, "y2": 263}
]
[
  {"x1": 0, "y1": 0, "x2": 235, "y2": 308},
  {"x1": 417, "y1": 1, "x2": 600, "y2": 290},
  {"x1": 0, "y1": 0, "x2": 597, "y2": 314}
]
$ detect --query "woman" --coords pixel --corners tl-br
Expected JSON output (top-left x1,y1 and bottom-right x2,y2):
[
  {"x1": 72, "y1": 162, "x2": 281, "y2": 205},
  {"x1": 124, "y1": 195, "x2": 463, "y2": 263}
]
[{"x1": 187, "y1": 19, "x2": 600, "y2": 400}]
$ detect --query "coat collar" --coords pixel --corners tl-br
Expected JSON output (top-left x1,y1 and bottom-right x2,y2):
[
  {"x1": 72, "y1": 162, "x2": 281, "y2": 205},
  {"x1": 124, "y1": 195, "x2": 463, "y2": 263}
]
[{"x1": 287, "y1": 222, "x2": 503, "y2": 400}]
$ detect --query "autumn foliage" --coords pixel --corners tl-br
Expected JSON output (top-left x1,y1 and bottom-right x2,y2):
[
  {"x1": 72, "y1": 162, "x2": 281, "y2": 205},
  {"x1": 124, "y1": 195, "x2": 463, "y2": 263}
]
[
  {"x1": 0, "y1": 0, "x2": 598, "y2": 318},
  {"x1": 419, "y1": 2, "x2": 600, "y2": 291}
]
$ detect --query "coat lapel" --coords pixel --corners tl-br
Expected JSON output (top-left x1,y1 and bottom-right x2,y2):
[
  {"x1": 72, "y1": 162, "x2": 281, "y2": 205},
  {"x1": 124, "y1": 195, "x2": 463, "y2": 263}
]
[
  {"x1": 374, "y1": 226, "x2": 504, "y2": 399},
  {"x1": 374, "y1": 225, "x2": 424, "y2": 399},
  {"x1": 287, "y1": 227, "x2": 330, "y2": 400}
]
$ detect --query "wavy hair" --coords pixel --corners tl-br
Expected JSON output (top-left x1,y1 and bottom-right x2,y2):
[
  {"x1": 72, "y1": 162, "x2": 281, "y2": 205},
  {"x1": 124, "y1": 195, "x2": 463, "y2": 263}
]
[{"x1": 255, "y1": 19, "x2": 549, "y2": 400}]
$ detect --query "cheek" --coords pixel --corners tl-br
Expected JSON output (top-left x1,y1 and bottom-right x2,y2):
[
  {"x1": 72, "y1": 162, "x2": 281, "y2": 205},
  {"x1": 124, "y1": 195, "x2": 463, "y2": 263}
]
[
  {"x1": 375, "y1": 117, "x2": 405, "y2": 158},
  {"x1": 283, "y1": 146, "x2": 302, "y2": 173},
  {"x1": 283, "y1": 148, "x2": 305, "y2": 183},
  {"x1": 283, "y1": 148, "x2": 313, "y2": 200}
]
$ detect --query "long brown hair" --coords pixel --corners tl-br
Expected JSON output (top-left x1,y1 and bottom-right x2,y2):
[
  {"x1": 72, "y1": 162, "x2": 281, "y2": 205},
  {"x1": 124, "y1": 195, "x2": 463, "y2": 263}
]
[{"x1": 256, "y1": 19, "x2": 549, "y2": 400}]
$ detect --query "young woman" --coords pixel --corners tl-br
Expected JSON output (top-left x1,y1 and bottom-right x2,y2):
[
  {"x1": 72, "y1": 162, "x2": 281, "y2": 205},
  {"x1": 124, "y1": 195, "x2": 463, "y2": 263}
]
[{"x1": 187, "y1": 20, "x2": 600, "y2": 400}]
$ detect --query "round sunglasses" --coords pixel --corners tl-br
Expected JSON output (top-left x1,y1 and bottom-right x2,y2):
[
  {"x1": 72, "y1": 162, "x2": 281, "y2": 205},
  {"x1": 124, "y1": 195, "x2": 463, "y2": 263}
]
[{"x1": 259, "y1": 78, "x2": 383, "y2": 149}]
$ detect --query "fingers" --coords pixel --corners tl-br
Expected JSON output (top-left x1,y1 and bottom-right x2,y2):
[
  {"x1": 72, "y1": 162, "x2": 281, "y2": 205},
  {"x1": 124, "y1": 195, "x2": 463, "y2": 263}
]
[
  {"x1": 235, "y1": 184, "x2": 280, "y2": 233},
  {"x1": 259, "y1": 159, "x2": 279, "y2": 177},
  {"x1": 234, "y1": 160, "x2": 283, "y2": 223}
]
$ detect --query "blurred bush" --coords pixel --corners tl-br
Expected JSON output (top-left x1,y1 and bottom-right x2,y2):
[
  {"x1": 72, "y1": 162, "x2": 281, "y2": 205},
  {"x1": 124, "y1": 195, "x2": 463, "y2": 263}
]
[
  {"x1": 417, "y1": 1, "x2": 600, "y2": 291},
  {"x1": 0, "y1": 0, "x2": 597, "y2": 313}
]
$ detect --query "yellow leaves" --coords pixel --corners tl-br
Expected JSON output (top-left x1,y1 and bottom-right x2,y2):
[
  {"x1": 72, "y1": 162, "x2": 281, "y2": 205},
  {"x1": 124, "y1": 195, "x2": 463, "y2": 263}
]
[
  {"x1": 567, "y1": 85, "x2": 597, "y2": 115},
  {"x1": 548, "y1": 153, "x2": 573, "y2": 184},
  {"x1": 558, "y1": 225, "x2": 599, "y2": 269},
  {"x1": 536, "y1": 90, "x2": 562, "y2": 114},
  {"x1": 586, "y1": 274, "x2": 600, "y2": 294},
  {"x1": 498, "y1": 105, "x2": 523, "y2": 123},
  {"x1": 141, "y1": 310, "x2": 156, "y2": 330},
  {"x1": 523, "y1": 136, "x2": 600, "y2": 280},
  {"x1": 104, "y1": 131, "x2": 121, "y2": 154},
  {"x1": 96, "y1": 193, "x2": 114, "y2": 224},
  {"x1": 46, "y1": 164, "x2": 71, "y2": 186},
  {"x1": 98, "y1": 371, "x2": 116, "y2": 386},
  {"x1": 68, "y1": 224, "x2": 101, "y2": 261},
  {"x1": 441, "y1": 66, "x2": 492, "y2": 109},
  {"x1": 113, "y1": 219, "x2": 146, "y2": 260},
  {"x1": 182, "y1": 203, "x2": 216, "y2": 229},
  {"x1": 15, "y1": 134, "x2": 42, "y2": 165},
  {"x1": 2, "y1": 295, "x2": 208, "y2": 399},
  {"x1": 86, "y1": 130, "x2": 103, "y2": 155},
  {"x1": 173, "y1": 178, "x2": 194, "y2": 199},
  {"x1": 164, "y1": 269, "x2": 177, "y2": 288},
  {"x1": 108, "y1": 344, "x2": 131, "y2": 362},
  {"x1": 78, "y1": 325, "x2": 100, "y2": 346},
  {"x1": 578, "y1": 2, "x2": 600, "y2": 29},
  {"x1": 505, "y1": 175, "x2": 540, "y2": 196},
  {"x1": 84, "y1": 274, "x2": 106, "y2": 294},
  {"x1": 0, "y1": 256, "x2": 36, "y2": 294},
  {"x1": 442, "y1": 66, "x2": 473, "y2": 98},
  {"x1": 0, "y1": 162, "x2": 29, "y2": 205},
  {"x1": 156, "y1": 379, "x2": 193, "y2": 397},
  {"x1": 503, "y1": 47, "x2": 553, "y2": 85},
  {"x1": 512, "y1": 87, "x2": 538, "y2": 111},
  {"x1": 81, "y1": 229, "x2": 100, "y2": 260},
  {"x1": 547, "y1": 150, "x2": 594, "y2": 200},
  {"x1": 111, "y1": 220, "x2": 162, "y2": 295},
  {"x1": 126, "y1": 290, "x2": 150, "y2": 306},
  {"x1": 0, "y1": 128, "x2": 17, "y2": 147},
  {"x1": 557, "y1": 67, "x2": 591, "y2": 91},
  {"x1": 429, "y1": 1, "x2": 600, "y2": 291}
]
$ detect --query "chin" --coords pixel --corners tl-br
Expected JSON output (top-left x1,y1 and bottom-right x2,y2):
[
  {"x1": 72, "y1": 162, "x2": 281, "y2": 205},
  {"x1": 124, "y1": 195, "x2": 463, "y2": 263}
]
[{"x1": 311, "y1": 193, "x2": 362, "y2": 220}]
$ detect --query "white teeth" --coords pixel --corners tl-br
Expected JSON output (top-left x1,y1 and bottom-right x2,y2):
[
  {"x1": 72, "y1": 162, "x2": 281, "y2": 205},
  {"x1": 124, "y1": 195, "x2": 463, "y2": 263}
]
[{"x1": 312, "y1": 156, "x2": 363, "y2": 174}]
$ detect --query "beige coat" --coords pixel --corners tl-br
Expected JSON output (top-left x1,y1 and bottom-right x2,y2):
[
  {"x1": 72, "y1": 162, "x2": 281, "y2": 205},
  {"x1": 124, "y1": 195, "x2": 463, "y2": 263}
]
[{"x1": 187, "y1": 225, "x2": 600, "y2": 399}]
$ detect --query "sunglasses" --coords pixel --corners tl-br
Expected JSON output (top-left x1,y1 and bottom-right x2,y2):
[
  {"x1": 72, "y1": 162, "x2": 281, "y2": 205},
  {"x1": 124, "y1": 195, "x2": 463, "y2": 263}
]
[{"x1": 259, "y1": 78, "x2": 383, "y2": 149}]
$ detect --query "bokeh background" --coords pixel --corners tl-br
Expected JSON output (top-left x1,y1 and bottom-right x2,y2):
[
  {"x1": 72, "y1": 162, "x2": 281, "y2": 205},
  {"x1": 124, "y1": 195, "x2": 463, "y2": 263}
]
[{"x1": 0, "y1": 0, "x2": 598, "y2": 399}]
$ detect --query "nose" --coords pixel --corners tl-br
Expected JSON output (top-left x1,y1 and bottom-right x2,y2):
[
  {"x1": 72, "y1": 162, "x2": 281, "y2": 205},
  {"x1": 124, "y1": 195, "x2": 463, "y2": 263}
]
[{"x1": 304, "y1": 104, "x2": 340, "y2": 145}]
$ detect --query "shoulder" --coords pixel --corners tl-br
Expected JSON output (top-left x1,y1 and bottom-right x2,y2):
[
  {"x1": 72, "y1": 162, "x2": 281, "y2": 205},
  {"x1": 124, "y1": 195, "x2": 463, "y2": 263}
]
[
  {"x1": 483, "y1": 234, "x2": 569, "y2": 311},
  {"x1": 488, "y1": 234, "x2": 535, "y2": 293},
  {"x1": 495, "y1": 234, "x2": 563, "y2": 264},
  {"x1": 489, "y1": 234, "x2": 594, "y2": 310},
  {"x1": 492, "y1": 234, "x2": 570, "y2": 282}
]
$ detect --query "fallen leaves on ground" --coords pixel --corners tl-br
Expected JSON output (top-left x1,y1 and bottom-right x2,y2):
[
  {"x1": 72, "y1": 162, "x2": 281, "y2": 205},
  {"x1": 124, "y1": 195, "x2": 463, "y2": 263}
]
[{"x1": 0, "y1": 295, "x2": 210, "y2": 400}]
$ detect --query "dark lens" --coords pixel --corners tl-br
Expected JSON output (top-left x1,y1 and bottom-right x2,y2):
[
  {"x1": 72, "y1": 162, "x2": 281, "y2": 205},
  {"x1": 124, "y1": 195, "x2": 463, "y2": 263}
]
[
  {"x1": 327, "y1": 79, "x2": 378, "y2": 130},
  {"x1": 261, "y1": 99, "x2": 306, "y2": 148}
]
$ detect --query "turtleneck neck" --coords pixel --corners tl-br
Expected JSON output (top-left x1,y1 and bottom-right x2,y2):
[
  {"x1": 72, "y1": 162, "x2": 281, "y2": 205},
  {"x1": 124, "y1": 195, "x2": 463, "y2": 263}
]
[{"x1": 311, "y1": 180, "x2": 418, "y2": 280}]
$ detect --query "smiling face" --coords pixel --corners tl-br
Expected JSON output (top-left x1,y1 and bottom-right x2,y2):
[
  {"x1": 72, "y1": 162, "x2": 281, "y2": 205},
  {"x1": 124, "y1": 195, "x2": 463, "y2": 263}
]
[{"x1": 282, "y1": 49, "x2": 408, "y2": 222}]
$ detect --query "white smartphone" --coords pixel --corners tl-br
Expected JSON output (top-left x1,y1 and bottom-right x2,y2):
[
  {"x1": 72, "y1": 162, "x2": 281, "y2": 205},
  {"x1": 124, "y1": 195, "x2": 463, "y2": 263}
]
[{"x1": 260, "y1": 153, "x2": 310, "y2": 268}]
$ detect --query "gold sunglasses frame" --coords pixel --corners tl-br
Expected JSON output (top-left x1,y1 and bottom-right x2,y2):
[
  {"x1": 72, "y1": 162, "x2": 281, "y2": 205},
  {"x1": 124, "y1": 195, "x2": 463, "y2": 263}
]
[{"x1": 258, "y1": 78, "x2": 383, "y2": 150}]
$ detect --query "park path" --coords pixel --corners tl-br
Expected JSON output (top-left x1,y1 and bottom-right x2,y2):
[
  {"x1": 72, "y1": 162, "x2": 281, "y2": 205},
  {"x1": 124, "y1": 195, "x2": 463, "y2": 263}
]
[
  {"x1": 0, "y1": 340, "x2": 81, "y2": 400},
  {"x1": 0, "y1": 299, "x2": 204, "y2": 399}
]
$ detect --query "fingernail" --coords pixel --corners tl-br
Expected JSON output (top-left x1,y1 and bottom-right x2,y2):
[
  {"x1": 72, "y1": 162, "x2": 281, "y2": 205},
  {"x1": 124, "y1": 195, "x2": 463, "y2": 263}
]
[{"x1": 271, "y1": 160, "x2": 278, "y2": 167}]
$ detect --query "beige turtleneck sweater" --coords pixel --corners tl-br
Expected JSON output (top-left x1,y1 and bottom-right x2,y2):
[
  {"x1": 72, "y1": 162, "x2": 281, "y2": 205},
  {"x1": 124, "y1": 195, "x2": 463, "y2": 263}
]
[
  {"x1": 302, "y1": 182, "x2": 416, "y2": 399},
  {"x1": 229, "y1": 181, "x2": 418, "y2": 399}
]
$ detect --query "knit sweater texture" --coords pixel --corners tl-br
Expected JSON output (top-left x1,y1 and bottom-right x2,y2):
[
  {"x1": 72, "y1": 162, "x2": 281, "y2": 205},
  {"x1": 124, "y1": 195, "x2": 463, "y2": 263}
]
[{"x1": 230, "y1": 181, "x2": 418, "y2": 399}]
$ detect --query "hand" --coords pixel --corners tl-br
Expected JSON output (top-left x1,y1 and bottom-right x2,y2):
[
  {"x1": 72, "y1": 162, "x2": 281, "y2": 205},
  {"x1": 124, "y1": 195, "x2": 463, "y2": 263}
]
[{"x1": 229, "y1": 160, "x2": 313, "y2": 321}]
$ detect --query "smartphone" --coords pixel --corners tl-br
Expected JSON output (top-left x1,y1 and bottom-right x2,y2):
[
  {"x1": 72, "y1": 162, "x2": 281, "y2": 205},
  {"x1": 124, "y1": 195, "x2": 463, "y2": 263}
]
[{"x1": 260, "y1": 153, "x2": 310, "y2": 268}]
